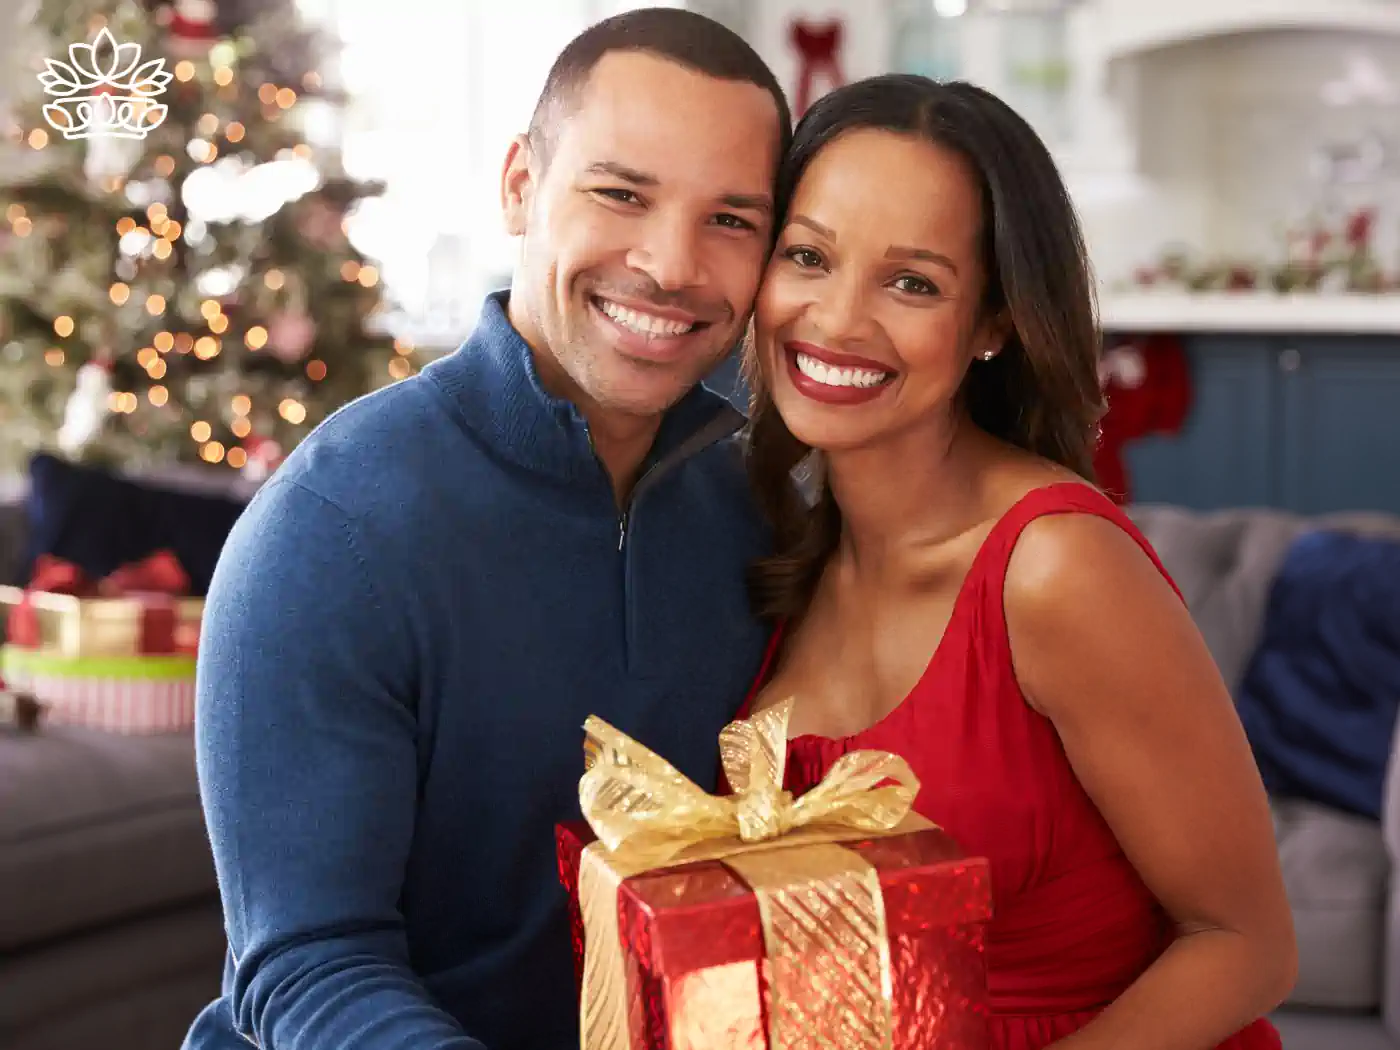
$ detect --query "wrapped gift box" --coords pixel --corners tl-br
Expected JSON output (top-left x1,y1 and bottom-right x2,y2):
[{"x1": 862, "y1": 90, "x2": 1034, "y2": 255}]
[
  {"x1": 1, "y1": 647, "x2": 195, "y2": 733},
  {"x1": 557, "y1": 701, "x2": 994, "y2": 1050},
  {"x1": 0, "y1": 586, "x2": 202, "y2": 658},
  {"x1": 0, "y1": 550, "x2": 201, "y2": 659},
  {"x1": 0, "y1": 550, "x2": 201, "y2": 732},
  {"x1": 557, "y1": 820, "x2": 992, "y2": 1049}
]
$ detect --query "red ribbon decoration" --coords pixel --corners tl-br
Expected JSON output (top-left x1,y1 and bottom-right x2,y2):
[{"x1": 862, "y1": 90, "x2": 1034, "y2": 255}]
[
  {"x1": 790, "y1": 18, "x2": 845, "y2": 118},
  {"x1": 7, "y1": 550, "x2": 194, "y2": 654},
  {"x1": 26, "y1": 549, "x2": 190, "y2": 597}
]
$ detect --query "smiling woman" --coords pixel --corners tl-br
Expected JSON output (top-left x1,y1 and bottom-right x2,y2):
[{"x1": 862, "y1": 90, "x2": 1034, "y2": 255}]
[{"x1": 734, "y1": 73, "x2": 1295, "y2": 1050}]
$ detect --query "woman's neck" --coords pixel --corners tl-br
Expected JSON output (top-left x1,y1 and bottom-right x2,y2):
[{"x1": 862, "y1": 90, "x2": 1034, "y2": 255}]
[{"x1": 824, "y1": 413, "x2": 990, "y2": 582}]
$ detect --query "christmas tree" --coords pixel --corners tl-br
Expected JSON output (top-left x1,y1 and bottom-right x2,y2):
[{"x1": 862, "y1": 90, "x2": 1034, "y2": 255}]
[{"x1": 0, "y1": 0, "x2": 415, "y2": 480}]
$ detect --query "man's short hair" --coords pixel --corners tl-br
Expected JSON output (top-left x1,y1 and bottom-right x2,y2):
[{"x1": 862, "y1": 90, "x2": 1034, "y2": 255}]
[{"x1": 527, "y1": 8, "x2": 792, "y2": 165}]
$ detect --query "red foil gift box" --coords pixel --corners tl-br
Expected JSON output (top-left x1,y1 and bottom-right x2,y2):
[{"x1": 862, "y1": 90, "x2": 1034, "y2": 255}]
[{"x1": 557, "y1": 700, "x2": 993, "y2": 1050}]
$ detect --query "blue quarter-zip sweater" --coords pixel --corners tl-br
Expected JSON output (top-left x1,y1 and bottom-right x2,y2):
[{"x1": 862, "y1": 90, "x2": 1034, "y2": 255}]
[{"x1": 184, "y1": 292, "x2": 772, "y2": 1050}]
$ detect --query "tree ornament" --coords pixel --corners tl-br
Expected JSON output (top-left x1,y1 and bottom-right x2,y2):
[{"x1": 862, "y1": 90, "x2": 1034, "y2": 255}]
[
  {"x1": 241, "y1": 432, "x2": 283, "y2": 482},
  {"x1": 57, "y1": 353, "x2": 113, "y2": 458},
  {"x1": 266, "y1": 280, "x2": 316, "y2": 363},
  {"x1": 296, "y1": 197, "x2": 344, "y2": 249},
  {"x1": 165, "y1": 0, "x2": 219, "y2": 60}
]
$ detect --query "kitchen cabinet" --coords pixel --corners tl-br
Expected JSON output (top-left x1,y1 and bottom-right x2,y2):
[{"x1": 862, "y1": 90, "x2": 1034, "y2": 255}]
[{"x1": 1123, "y1": 333, "x2": 1400, "y2": 514}]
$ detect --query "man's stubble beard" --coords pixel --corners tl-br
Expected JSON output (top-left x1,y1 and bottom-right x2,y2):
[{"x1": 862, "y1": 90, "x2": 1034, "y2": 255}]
[{"x1": 560, "y1": 329, "x2": 700, "y2": 420}]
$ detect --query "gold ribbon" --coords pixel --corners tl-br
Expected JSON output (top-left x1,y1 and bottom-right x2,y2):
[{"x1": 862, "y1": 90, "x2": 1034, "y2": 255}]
[{"x1": 577, "y1": 699, "x2": 923, "y2": 1050}]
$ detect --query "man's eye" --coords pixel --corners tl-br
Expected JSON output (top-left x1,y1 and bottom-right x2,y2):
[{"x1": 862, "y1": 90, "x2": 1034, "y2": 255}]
[
  {"x1": 713, "y1": 214, "x2": 756, "y2": 232},
  {"x1": 594, "y1": 188, "x2": 640, "y2": 205},
  {"x1": 785, "y1": 247, "x2": 823, "y2": 269}
]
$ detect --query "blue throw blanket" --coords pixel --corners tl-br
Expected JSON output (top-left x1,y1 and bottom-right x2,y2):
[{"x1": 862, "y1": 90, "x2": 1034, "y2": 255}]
[{"x1": 1237, "y1": 529, "x2": 1400, "y2": 821}]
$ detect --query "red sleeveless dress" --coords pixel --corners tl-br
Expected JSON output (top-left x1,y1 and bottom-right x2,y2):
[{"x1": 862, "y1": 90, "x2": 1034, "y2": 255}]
[{"x1": 735, "y1": 483, "x2": 1281, "y2": 1050}]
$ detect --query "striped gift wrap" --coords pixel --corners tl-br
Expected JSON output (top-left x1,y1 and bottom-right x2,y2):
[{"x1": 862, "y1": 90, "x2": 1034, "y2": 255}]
[{"x1": 1, "y1": 646, "x2": 196, "y2": 733}]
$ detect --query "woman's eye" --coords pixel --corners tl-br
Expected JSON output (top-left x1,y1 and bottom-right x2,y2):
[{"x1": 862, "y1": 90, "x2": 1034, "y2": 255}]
[
  {"x1": 786, "y1": 247, "x2": 823, "y2": 269},
  {"x1": 893, "y1": 274, "x2": 937, "y2": 296}
]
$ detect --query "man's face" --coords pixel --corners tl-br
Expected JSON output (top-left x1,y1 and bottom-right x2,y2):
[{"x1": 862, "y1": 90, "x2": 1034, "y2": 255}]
[{"x1": 504, "y1": 51, "x2": 781, "y2": 420}]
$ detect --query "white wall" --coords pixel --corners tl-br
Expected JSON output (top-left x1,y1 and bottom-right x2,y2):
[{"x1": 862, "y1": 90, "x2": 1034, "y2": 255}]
[
  {"x1": 1081, "y1": 28, "x2": 1400, "y2": 285},
  {"x1": 699, "y1": 2, "x2": 1400, "y2": 290}
]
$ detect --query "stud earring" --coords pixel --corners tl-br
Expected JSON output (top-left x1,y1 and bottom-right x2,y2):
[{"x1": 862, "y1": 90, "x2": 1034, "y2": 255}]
[{"x1": 981, "y1": 350, "x2": 996, "y2": 361}]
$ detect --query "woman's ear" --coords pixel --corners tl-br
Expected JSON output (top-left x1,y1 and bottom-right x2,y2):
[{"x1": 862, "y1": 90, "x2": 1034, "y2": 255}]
[{"x1": 977, "y1": 309, "x2": 1014, "y2": 361}]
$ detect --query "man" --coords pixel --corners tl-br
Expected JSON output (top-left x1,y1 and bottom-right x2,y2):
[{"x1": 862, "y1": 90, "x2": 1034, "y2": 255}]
[{"x1": 182, "y1": 9, "x2": 790, "y2": 1050}]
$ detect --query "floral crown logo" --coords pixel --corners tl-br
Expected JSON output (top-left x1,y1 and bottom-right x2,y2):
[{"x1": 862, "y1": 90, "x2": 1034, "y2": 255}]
[{"x1": 37, "y1": 27, "x2": 171, "y2": 140}]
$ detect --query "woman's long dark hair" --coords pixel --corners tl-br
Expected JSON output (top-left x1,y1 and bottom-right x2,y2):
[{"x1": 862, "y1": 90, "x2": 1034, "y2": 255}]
[{"x1": 746, "y1": 75, "x2": 1105, "y2": 622}]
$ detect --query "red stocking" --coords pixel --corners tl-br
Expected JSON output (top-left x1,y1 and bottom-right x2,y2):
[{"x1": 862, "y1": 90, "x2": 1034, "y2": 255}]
[
  {"x1": 1093, "y1": 334, "x2": 1191, "y2": 504},
  {"x1": 789, "y1": 19, "x2": 845, "y2": 117}
]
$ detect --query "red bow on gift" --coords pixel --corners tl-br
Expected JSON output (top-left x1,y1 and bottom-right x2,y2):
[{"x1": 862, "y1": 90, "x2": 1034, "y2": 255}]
[
  {"x1": 28, "y1": 549, "x2": 191, "y2": 598},
  {"x1": 7, "y1": 550, "x2": 197, "y2": 655}
]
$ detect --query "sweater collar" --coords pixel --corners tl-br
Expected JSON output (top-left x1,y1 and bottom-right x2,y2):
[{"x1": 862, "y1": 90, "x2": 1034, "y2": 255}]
[{"x1": 425, "y1": 291, "x2": 745, "y2": 486}]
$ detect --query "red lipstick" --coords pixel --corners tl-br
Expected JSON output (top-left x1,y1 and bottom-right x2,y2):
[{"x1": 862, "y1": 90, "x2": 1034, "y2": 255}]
[{"x1": 783, "y1": 340, "x2": 893, "y2": 406}]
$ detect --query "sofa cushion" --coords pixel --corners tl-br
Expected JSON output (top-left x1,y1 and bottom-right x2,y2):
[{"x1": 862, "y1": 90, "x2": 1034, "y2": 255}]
[
  {"x1": 0, "y1": 499, "x2": 27, "y2": 587},
  {"x1": 1126, "y1": 506, "x2": 1309, "y2": 691},
  {"x1": 1127, "y1": 504, "x2": 1400, "y2": 1017},
  {"x1": 1274, "y1": 799, "x2": 1388, "y2": 1009},
  {"x1": 1240, "y1": 531, "x2": 1400, "y2": 820},
  {"x1": 1127, "y1": 505, "x2": 1400, "y2": 692},
  {"x1": 0, "y1": 899, "x2": 224, "y2": 1047},
  {"x1": 0, "y1": 725, "x2": 217, "y2": 950},
  {"x1": 23, "y1": 453, "x2": 247, "y2": 596}
]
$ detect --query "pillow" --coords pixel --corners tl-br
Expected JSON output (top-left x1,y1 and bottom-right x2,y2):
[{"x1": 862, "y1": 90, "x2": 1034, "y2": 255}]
[
  {"x1": 1236, "y1": 529, "x2": 1400, "y2": 821},
  {"x1": 21, "y1": 453, "x2": 248, "y2": 597}
]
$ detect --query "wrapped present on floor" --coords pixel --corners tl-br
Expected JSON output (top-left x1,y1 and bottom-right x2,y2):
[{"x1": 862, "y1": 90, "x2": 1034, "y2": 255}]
[
  {"x1": 0, "y1": 550, "x2": 202, "y2": 658},
  {"x1": 0, "y1": 550, "x2": 201, "y2": 732},
  {"x1": 556, "y1": 700, "x2": 993, "y2": 1050},
  {"x1": 0, "y1": 647, "x2": 194, "y2": 732}
]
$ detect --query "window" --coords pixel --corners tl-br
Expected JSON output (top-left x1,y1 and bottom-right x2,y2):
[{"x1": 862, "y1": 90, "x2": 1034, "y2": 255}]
[{"x1": 297, "y1": 1, "x2": 683, "y2": 348}]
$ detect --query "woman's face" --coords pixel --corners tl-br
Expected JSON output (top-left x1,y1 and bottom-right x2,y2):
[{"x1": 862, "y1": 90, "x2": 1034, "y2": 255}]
[{"x1": 754, "y1": 127, "x2": 1001, "y2": 454}]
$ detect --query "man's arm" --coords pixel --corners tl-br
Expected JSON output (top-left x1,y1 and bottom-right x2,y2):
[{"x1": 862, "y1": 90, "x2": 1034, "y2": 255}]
[{"x1": 196, "y1": 478, "x2": 483, "y2": 1050}]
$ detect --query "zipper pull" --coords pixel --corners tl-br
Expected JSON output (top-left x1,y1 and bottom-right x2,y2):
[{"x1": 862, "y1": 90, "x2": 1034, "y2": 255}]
[{"x1": 617, "y1": 514, "x2": 627, "y2": 551}]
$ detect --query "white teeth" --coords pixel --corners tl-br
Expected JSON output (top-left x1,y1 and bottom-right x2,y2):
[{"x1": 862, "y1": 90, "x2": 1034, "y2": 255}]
[
  {"x1": 597, "y1": 298, "x2": 695, "y2": 337},
  {"x1": 795, "y1": 352, "x2": 890, "y2": 389}
]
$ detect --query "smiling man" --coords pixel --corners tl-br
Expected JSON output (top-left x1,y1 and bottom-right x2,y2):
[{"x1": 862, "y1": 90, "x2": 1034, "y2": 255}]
[
  {"x1": 183, "y1": 9, "x2": 789, "y2": 1050},
  {"x1": 503, "y1": 37, "x2": 782, "y2": 498}
]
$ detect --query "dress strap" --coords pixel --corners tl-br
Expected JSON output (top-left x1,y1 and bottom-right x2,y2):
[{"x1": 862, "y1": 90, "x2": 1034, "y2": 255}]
[{"x1": 962, "y1": 481, "x2": 1184, "y2": 623}]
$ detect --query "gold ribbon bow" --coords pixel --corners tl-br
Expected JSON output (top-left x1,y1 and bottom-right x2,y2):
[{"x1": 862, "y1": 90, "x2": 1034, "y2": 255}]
[{"x1": 577, "y1": 698, "x2": 923, "y2": 1050}]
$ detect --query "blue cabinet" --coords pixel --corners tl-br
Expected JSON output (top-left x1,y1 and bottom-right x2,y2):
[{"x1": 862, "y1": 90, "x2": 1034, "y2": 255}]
[{"x1": 1123, "y1": 333, "x2": 1400, "y2": 515}]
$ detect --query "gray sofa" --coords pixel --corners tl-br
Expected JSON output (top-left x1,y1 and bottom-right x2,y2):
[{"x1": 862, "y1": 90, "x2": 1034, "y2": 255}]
[
  {"x1": 0, "y1": 498, "x2": 224, "y2": 1050},
  {"x1": 0, "y1": 495, "x2": 1396, "y2": 1049},
  {"x1": 1129, "y1": 504, "x2": 1400, "y2": 1050}
]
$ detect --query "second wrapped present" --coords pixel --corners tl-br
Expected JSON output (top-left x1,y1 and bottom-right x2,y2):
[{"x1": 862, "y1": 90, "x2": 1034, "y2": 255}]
[
  {"x1": 0, "y1": 550, "x2": 202, "y2": 658},
  {"x1": 557, "y1": 699, "x2": 993, "y2": 1050}
]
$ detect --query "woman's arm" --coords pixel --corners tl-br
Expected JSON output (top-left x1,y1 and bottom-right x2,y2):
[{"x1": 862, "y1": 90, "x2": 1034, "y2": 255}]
[{"x1": 1004, "y1": 512, "x2": 1296, "y2": 1050}]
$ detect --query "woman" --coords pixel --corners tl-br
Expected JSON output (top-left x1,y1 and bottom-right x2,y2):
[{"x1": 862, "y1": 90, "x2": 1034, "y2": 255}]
[{"x1": 736, "y1": 75, "x2": 1296, "y2": 1049}]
